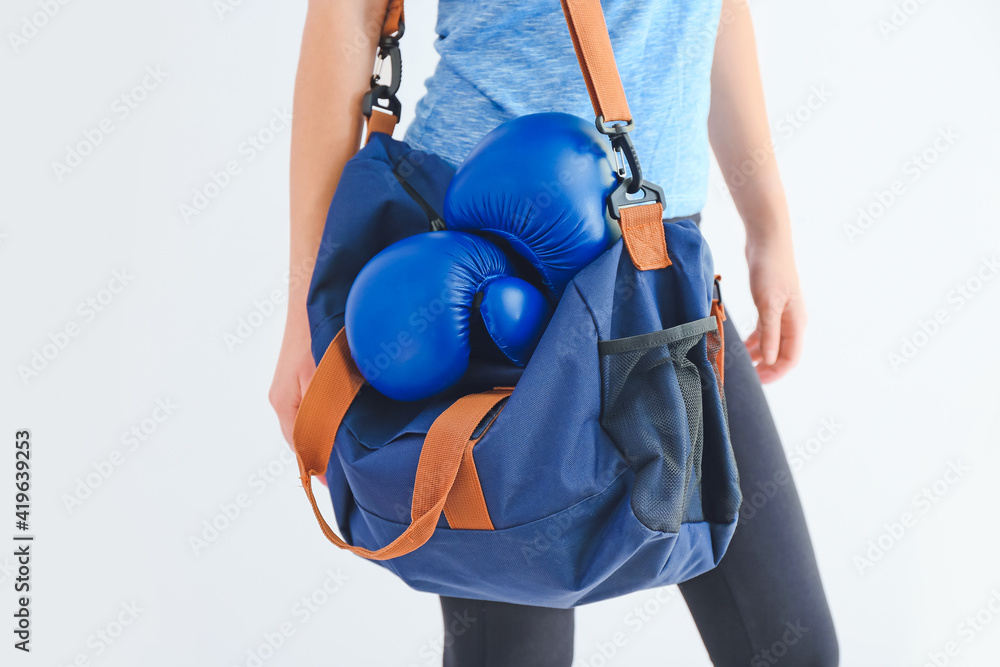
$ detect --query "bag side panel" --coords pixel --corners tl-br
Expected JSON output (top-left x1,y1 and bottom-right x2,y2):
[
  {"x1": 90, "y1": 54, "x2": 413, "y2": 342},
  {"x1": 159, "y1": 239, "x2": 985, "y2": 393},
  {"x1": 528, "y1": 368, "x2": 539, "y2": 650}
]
[
  {"x1": 306, "y1": 135, "x2": 456, "y2": 362},
  {"x1": 466, "y1": 241, "x2": 630, "y2": 528}
]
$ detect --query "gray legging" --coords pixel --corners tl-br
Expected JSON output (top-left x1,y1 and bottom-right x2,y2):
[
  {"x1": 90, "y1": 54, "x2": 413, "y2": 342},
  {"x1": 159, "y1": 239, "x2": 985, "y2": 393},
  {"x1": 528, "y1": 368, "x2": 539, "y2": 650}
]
[{"x1": 439, "y1": 218, "x2": 839, "y2": 666}]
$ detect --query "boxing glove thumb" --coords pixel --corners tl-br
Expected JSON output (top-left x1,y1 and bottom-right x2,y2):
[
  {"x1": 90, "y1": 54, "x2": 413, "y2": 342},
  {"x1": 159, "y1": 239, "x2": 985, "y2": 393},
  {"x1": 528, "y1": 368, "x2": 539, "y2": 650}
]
[{"x1": 345, "y1": 231, "x2": 551, "y2": 401}]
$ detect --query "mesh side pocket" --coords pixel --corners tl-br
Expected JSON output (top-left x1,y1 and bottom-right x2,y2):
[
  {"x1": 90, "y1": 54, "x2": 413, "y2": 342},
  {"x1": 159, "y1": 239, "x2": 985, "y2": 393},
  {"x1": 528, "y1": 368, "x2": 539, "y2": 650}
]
[
  {"x1": 598, "y1": 316, "x2": 721, "y2": 533},
  {"x1": 698, "y1": 325, "x2": 742, "y2": 524},
  {"x1": 705, "y1": 327, "x2": 728, "y2": 423}
]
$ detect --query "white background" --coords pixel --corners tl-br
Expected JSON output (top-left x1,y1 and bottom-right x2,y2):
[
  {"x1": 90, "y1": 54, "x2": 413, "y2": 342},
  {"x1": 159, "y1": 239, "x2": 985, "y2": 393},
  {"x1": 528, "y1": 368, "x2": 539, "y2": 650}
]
[{"x1": 2, "y1": 0, "x2": 999, "y2": 665}]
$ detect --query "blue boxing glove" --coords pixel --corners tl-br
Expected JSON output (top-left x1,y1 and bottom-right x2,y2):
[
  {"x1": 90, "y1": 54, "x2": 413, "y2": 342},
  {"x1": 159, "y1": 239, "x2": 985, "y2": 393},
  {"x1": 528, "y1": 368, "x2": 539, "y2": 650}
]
[
  {"x1": 444, "y1": 112, "x2": 619, "y2": 299},
  {"x1": 345, "y1": 231, "x2": 551, "y2": 402}
]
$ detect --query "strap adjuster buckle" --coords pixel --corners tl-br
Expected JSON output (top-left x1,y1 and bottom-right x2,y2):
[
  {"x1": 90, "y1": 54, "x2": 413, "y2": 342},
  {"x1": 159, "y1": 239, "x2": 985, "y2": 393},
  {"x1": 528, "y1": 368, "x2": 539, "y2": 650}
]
[
  {"x1": 607, "y1": 177, "x2": 665, "y2": 221},
  {"x1": 362, "y1": 84, "x2": 402, "y2": 120}
]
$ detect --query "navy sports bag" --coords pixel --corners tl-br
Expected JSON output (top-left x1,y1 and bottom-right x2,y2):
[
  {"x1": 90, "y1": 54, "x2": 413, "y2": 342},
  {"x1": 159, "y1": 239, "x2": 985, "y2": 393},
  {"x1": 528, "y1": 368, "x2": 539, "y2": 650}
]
[{"x1": 291, "y1": 0, "x2": 741, "y2": 608}]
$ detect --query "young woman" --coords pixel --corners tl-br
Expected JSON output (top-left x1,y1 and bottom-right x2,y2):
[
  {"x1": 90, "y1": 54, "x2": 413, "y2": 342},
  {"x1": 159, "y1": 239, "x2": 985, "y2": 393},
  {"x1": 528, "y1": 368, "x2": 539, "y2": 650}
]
[{"x1": 270, "y1": 1, "x2": 839, "y2": 664}]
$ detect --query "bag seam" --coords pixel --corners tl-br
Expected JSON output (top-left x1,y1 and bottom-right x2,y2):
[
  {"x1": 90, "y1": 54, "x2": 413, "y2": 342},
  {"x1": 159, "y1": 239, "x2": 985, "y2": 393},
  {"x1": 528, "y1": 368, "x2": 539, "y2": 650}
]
[{"x1": 570, "y1": 279, "x2": 636, "y2": 478}]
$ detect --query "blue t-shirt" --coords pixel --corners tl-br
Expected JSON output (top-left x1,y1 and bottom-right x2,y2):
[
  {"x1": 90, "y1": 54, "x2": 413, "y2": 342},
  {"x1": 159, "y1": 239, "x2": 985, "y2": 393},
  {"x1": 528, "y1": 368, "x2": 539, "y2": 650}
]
[{"x1": 403, "y1": 0, "x2": 723, "y2": 219}]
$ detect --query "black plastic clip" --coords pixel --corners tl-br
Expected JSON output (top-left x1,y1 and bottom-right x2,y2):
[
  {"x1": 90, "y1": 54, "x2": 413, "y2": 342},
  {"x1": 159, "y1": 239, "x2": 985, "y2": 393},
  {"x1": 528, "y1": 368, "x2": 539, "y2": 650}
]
[
  {"x1": 596, "y1": 116, "x2": 665, "y2": 220},
  {"x1": 363, "y1": 24, "x2": 404, "y2": 123},
  {"x1": 371, "y1": 34, "x2": 402, "y2": 97}
]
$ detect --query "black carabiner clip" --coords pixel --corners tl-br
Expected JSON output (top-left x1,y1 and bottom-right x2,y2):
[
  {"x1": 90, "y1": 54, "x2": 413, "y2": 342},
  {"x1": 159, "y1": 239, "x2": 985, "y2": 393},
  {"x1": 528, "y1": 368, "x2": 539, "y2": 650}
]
[
  {"x1": 371, "y1": 33, "x2": 403, "y2": 98},
  {"x1": 596, "y1": 116, "x2": 664, "y2": 220}
]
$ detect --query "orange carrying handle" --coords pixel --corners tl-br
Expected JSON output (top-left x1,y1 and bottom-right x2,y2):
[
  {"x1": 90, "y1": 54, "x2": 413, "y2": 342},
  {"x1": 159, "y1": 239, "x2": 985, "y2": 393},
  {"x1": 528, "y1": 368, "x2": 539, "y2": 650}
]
[{"x1": 292, "y1": 329, "x2": 510, "y2": 560}]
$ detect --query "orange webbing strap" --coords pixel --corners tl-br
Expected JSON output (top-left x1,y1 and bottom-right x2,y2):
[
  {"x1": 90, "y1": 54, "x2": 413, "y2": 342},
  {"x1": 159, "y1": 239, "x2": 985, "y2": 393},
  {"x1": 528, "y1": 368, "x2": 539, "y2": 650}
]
[
  {"x1": 364, "y1": 108, "x2": 399, "y2": 144},
  {"x1": 382, "y1": 0, "x2": 404, "y2": 38},
  {"x1": 443, "y1": 412, "x2": 501, "y2": 530},
  {"x1": 293, "y1": 328, "x2": 365, "y2": 489},
  {"x1": 560, "y1": 0, "x2": 670, "y2": 271},
  {"x1": 710, "y1": 274, "x2": 727, "y2": 386},
  {"x1": 414, "y1": 389, "x2": 510, "y2": 531},
  {"x1": 559, "y1": 0, "x2": 631, "y2": 124},
  {"x1": 620, "y1": 202, "x2": 671, "y2": 270},
  {"x1": 292, "y1": 328, "x2": 510, "y2": 559}
]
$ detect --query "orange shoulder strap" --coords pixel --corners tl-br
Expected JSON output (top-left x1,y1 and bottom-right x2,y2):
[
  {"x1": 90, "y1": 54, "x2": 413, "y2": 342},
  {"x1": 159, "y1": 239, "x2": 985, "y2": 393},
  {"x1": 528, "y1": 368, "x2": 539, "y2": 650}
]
[
  {"x1": 559, "y1": 0, "x2": 631, "y2": 124},
  {"x1": 559, "y1": 0, "x2": 670, "y2": 270},
  {"x1": 292, "y1": 328, "x2": 510, "y2": 561},
  {"x1": 382, "y1": 0, "x2": 403, "y2": 37},
  {"x1": 364, "y1": 107, "x2": 399, "y2": 144},
  {"x1": 367, "y1": 0, "x2": 632, "y2": 135}
]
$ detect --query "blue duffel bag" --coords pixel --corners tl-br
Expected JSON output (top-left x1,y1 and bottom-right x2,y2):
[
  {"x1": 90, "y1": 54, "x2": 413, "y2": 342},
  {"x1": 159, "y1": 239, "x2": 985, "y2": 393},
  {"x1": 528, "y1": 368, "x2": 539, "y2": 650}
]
[{"x1": 291, "y1": 0, "x2": 741, "y2": 608}]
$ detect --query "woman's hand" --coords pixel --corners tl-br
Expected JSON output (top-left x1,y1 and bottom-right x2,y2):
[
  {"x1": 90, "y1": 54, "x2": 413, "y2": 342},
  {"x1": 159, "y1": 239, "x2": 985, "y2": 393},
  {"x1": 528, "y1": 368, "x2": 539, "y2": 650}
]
[
  {"x1": 744, "y1": 231, "x2": 807, "y2": 383},
  {"x1": 270, "y1": 314, "x2": 330, "y2": 487},
  {"x1": 269, "y1": 314, "x2": 316, "y2": 448}
]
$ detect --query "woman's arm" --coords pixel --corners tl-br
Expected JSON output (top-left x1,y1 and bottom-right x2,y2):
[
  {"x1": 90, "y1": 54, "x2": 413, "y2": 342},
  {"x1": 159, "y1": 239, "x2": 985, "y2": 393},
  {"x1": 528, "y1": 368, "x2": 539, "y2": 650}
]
[
  {"x1": 708, "y1": 0, "x2": 806, "y2": 383},
  {"x1": 270, "y1": 0, "x2": 389, "y2": 445}
]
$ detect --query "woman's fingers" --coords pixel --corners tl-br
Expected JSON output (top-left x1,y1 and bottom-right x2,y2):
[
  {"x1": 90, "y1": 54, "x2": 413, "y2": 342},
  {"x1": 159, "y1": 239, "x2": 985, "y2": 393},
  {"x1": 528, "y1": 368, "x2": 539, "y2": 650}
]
[
  {"x1": 744, "y1": 327, "x2": 763, "y2": 364},
  {"x1": 746, "y1": 294, "x2": 807, "y2": 384},
  {"x1": 270, "y1": 358, "x2": 328, "y2": 487},
  {"x1": 268, "y1": 376, "x2": 300, "y2": 446},
  {"x1": 756, "y1": 291, "x2": 788, "y2": 366}
]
